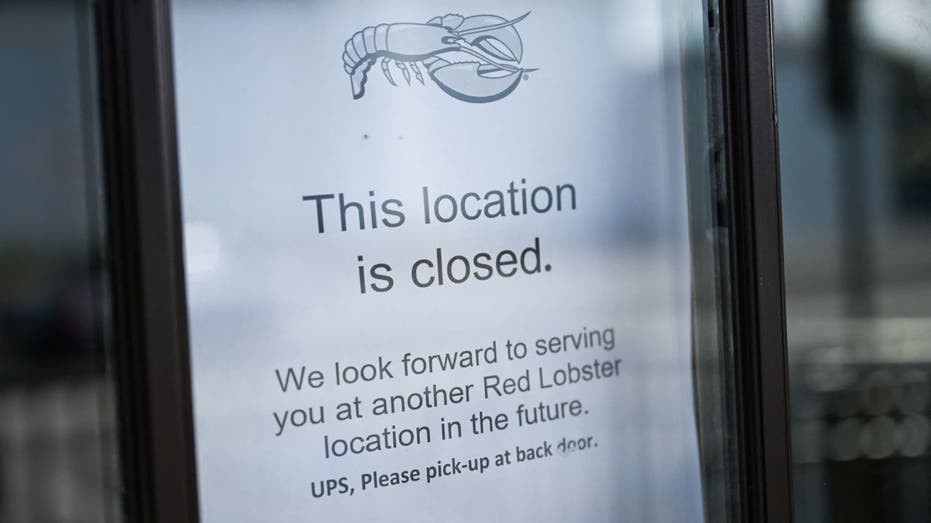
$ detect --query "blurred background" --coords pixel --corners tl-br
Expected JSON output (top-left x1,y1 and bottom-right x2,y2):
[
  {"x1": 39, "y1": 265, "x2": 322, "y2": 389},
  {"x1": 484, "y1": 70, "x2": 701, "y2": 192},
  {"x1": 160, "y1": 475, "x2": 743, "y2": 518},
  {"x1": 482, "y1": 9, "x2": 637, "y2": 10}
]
[
  {"x1": 0, "y1": 1, "x2": 122, "y2": 522},
  {"x1": 775, "y1": 0, "x2": 931, "y2": 521}
]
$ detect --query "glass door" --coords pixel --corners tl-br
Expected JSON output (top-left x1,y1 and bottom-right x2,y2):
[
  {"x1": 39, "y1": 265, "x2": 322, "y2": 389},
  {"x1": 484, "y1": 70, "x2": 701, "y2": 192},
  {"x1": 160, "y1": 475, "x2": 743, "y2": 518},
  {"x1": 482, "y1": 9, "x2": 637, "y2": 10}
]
[
  {"x1": 92, "y1": 0, "x2": 793, "y2": 521},
  {"x1": 165, "y1": 1, "x2": 745, "y2": 521}
]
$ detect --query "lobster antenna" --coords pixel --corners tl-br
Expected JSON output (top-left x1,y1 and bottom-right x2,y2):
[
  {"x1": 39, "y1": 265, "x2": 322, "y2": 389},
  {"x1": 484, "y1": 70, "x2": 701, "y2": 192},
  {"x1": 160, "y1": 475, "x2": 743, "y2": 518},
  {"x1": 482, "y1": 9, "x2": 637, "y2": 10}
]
[{"x1": 455, "y1": 11, "x2": 531, "y2": 36}]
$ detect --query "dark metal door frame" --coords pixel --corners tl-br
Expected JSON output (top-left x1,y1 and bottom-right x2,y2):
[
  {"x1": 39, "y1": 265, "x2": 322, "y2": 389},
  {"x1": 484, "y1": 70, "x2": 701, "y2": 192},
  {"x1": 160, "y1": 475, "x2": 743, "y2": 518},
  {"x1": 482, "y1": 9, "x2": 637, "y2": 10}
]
[
  {"x1": 96, "y1": 0, "x2": 793, "y2": 521},
  {"x1": 96, "y1": 0, "x2": 199, "y2": 521},
  {"x1": 719, "y1": 0, "x2": 795, "y2": 521}
]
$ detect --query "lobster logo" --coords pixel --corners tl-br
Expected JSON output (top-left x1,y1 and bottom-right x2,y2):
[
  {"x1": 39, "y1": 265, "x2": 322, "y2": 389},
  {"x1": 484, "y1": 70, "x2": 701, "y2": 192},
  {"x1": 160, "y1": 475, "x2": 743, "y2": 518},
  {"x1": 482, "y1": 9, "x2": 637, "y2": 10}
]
[{"x1": 342, "y1": 12, "x2": 536, "y2": 103}]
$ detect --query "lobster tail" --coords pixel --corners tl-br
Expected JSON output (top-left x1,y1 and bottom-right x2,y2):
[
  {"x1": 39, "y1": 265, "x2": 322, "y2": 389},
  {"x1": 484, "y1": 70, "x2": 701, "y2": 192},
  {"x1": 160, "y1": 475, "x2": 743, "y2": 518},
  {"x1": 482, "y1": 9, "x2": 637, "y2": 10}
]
[
  {"x1": 350, "y1": 60, "x2": 373, "y2": 99},
  {"x1": 342, "y1": 24, "x2": 391, "y2": 100},
  {"x1": 342, "y1": 24, "x2": 390, "y2": 74}
]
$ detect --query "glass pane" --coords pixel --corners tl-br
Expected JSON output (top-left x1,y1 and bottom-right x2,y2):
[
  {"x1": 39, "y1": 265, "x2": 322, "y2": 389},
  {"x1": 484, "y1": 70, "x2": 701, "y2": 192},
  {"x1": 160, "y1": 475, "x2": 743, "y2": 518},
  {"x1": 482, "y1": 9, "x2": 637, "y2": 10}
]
[
  {"x1": 170, "y1": 1, "x2": 737, "y2": 521},
  {"x1": 0, "y1": 1, "x2": 122, "y2": 521},
  {"x1": 776, "y1": 0, "x2": 931, "y2": 521}
]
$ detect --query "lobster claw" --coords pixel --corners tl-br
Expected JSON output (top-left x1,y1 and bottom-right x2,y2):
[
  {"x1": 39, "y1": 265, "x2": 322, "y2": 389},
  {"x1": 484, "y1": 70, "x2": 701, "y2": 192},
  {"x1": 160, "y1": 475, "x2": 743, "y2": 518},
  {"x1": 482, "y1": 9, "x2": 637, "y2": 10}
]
[
  {"x1": 429, "y1": 61, "x2": 523, "y2": 103},
  {"x1": 456, "y1": 15, "x2": 524, "y2": 63}
]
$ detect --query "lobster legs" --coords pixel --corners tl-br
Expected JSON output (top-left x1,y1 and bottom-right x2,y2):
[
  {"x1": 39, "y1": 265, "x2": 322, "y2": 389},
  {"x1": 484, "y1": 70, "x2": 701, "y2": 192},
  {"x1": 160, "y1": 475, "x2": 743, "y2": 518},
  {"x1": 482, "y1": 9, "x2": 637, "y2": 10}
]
[
  {"x1": 378, "y1": 57, "x2": 427, "y2": 88},
  {"x1": 380, "y1": 57, "x2": 397, "y2": 87}
]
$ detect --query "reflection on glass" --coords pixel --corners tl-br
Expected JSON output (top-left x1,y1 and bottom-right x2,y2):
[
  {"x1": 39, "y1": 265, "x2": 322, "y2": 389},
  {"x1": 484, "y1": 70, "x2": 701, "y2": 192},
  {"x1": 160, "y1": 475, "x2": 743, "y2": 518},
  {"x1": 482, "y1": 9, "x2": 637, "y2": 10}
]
[
  {"x1": 776, "y1": 0, "x2": 931, "y2": 521},
  {"x1": 0, "y1": 1, "x2": 122, "y2": 521}
]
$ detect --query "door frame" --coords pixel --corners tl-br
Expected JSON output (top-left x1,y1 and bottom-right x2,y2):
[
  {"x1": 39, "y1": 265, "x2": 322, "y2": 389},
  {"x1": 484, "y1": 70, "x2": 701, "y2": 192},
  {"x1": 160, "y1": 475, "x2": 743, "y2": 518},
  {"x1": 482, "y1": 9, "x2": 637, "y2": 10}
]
[
  {"x1": 718, "y1": 0, "x2": 795, "y2": 521},
  {"x1": 96, "y1": 1, "x2": 199, "y2": 521}
]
